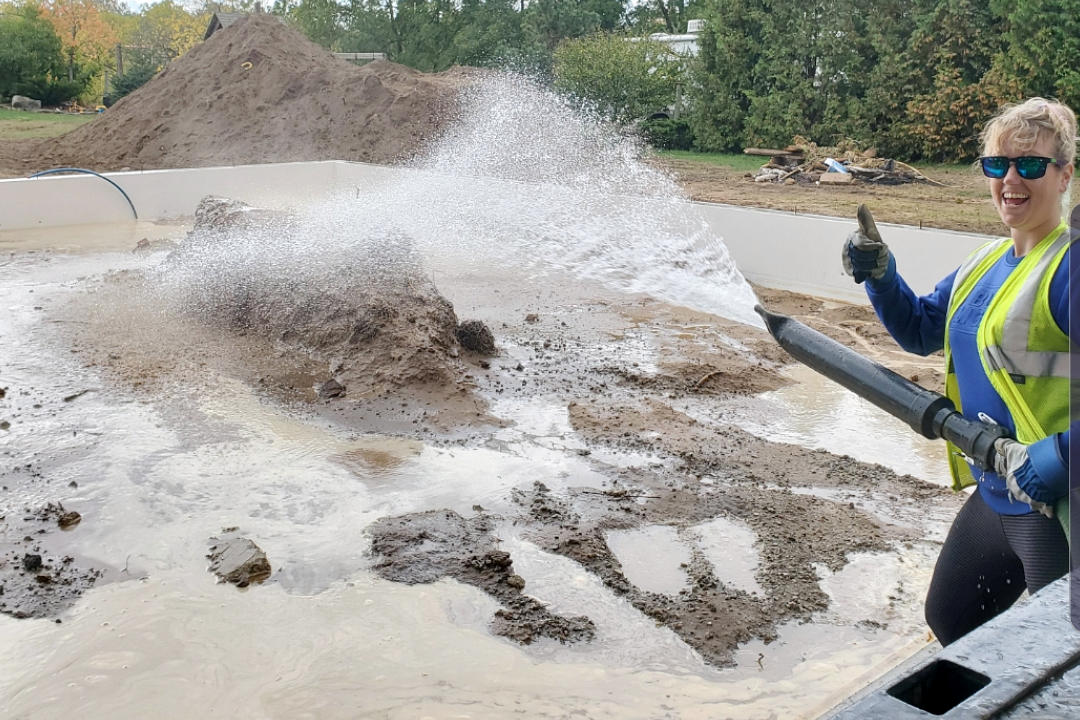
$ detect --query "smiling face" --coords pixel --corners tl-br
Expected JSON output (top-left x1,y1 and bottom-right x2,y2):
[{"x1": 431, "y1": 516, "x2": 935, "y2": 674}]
[{"x1": 987, "y1": 133, "x2": 1073, "y2": 248}]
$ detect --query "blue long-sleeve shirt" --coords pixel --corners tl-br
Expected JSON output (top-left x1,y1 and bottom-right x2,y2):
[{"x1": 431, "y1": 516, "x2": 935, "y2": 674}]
[{"x1": 864, "y1": 244, "x2": 1074, "y2": 515}]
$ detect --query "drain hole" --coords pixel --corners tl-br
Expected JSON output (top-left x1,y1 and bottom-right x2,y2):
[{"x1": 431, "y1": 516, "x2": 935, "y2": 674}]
[{"x1": 887, "y1": 659, "x2": 991, "y2": 715}]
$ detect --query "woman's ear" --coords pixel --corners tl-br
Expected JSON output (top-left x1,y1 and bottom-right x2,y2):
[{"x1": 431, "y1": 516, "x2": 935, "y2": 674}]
[{"x1": 1060, "y1": 162, "x2": 1074, "y2": 194}]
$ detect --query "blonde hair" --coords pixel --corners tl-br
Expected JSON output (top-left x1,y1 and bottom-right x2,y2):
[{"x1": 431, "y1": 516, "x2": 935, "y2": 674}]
[
  {"x1": 981, "y1": 97, "x2": 1077, "y2": 165},
  {"x1": 981, "y1": 98, "x2": 1077, "y2": 212}
]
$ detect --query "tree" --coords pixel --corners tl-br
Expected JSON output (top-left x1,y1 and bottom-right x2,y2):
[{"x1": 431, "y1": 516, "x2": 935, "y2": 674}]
[
  {"x1": 452, "y1": 0, "x2": 545, "y2": 69},
  {"x1": 291, "y1": 0, "x2": 344, "y2": 48},
  {"x1": 107, "y1": 61, "x2": 155, "y2": 102},
  {"x1": 524, "y1": 0, "x2": 623, "y2": 51},
  {"x1": 554, "y1": 32, "x2": 682, "y2": 124},
  {"x1": 991, "y1": 0, "x2": 1080, "y2": 109},
  {"x1": 629, "y1": 0, "x2": 706, "y2": 34},
  {"x1": 42, "y1": 0, "x2": 118, "y2": 82},
  {"x1": 0, "y1": 3, "x2": 66, "y2": 98},
  {"x1": 130, "y1": 1, "x2": 208, "y2": 70},
  {"x1": 338, "y1": 0, "x2": 393, "y2": 54},
  {"x1": 688, "y1": 0, "x2": 763, "y2": 151},
  {"x1": 900, "y1": 0, "x2": 1007, "y2": 160}
]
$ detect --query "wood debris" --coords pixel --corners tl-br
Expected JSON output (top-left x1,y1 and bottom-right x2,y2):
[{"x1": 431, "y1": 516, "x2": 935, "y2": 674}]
[{"x1": 745, "y1": 138, "x2": 943, "y2": 186}]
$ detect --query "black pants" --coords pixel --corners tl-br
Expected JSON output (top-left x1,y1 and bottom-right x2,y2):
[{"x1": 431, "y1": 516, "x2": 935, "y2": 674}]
[{"x1": 925, "y1": 489, "x2": 1069, "y2": 646}]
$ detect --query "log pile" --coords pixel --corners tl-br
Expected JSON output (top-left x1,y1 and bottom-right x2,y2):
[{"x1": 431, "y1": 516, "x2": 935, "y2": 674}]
[{"x1": 745, "y1": 139, "x2": 942, "y2": 186}]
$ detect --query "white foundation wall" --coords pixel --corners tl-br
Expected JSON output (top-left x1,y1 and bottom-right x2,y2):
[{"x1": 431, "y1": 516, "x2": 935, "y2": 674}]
[
  {"x1": 0, "y1": 160, "x2": 993, "y2": 304},
  {"x1": 0, "y1": 161, "x2": 399, "y2": 230},
  {"x1": 695, "y1": 202, "x2": 993, "y2": 303}
]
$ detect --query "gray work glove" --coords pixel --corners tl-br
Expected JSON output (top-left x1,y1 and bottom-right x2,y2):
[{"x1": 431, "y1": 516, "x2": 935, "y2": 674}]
[
  {"x1": 842, "y1": 204, "x2": 892, "y2": 283},
  {"x1": 993, "y1": 438, "x2": 1055, "y2": 518}
]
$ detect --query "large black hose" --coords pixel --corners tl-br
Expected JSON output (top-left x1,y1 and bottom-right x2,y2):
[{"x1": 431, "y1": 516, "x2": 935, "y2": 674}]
[{"x1": 755, "y1": 305, "x2": 1009, "y2": 471}]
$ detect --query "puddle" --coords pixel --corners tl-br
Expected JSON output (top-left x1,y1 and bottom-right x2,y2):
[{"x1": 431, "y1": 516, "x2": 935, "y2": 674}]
[
  {"x1": 688, "y1": 516, "x2": 764, "y2": 596},
  {"x1": 815, "y1": 549, "x2": 938, "y2": 632},
  {"x1": 0, "y1": 220, "x2": 183, "y2": 254},
  {"x1": 605, "y1": 525, "x2": 691, "y2": 596},
  {"x1": 710, "y1": 364, "x2": 948, "y2": 483}
]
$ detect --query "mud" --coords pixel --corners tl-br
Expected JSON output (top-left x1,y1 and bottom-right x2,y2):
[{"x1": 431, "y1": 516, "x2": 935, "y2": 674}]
[
  {"x1": 368, "y1": 509, "x2": 595, "y2": 644},
  {"x1": 207, "y1": 531, "x2": 272, "y2": 588},
  {"x1": 0, "y1": 502, "x2": 102, "y2": 619},
  {"x1": 172, "y1": 197, "x2": 463, "y2": 400},
  {"x1": 64, "y1": 197, "x2": 496, "y2": 432},
  {"x1": 456, "y1": 319, "x2": 497, "y2": 355}
]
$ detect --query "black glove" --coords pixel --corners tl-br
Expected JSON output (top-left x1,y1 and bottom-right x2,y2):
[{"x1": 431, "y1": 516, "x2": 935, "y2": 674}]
[{"x1": 842, "y1": 205, "x2": 892, "y2": 284}]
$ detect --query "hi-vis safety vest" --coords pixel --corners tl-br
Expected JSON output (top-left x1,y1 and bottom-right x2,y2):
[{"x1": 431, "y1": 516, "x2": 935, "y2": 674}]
[{"x1": 943, "y1": 221, "x2": 1074, "y2": 532}]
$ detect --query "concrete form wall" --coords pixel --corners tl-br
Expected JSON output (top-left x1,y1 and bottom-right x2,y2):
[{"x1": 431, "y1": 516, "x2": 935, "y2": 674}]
[
  {"x1": 0, "y1": 160, "x2": 993, "y2": 304},
  {"x1": 697, "y1": 202, "x2": 992, "y2": 303},
  {"x1": 0, "y1": 162, "x2": 348, "y2": 230}
]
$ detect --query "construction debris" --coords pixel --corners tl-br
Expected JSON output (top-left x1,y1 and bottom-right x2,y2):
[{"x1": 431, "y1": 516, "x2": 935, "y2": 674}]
[
  {"x1": 818, "y1": 172, "x2": 853, "y2": 185},
  {"x1": 746, "y1": 137, "x2": 942, "y2": 186}
]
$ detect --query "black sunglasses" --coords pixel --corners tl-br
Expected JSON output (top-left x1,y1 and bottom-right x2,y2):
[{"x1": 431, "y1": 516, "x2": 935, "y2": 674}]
[{"x1": 979, "y1": 155, "x2": 1060, "y2": 180}]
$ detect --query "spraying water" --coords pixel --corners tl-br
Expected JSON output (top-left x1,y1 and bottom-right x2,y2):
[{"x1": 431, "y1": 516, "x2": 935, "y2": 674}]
[
  {"x1": 414, "y1": 73, "x2": 762, "y2": 327},
  {"x1": 154, "y1": 72, "x2": 762, "y2": 329}
]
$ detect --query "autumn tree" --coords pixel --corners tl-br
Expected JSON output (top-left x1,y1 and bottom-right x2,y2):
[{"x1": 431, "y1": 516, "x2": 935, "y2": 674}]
[
  {"x1": 991, "y1": 0, "x2": 1080, "y2": 109},
  {"x1": 128, "y1": 1, "x2": 208, "y2": 70},
  {"x1": 41, "y1": 0, "x2": 117, "y2": 82}
]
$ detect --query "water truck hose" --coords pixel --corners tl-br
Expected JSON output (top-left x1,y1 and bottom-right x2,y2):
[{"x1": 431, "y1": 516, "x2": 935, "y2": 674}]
[
  {"x1": 754, "y1": 304, "x2": 1010, "y2": 472},
  {"x1": 28, "y1": 167, "x2": 138, "y2": 220}
]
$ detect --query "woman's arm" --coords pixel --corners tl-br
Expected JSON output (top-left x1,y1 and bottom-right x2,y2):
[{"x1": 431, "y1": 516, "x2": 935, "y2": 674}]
[{"x1": 863, "y1": 257, "x2": 954, "y2": 356}]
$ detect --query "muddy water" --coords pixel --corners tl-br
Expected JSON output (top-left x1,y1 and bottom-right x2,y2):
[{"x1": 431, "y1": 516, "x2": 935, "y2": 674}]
[
  {"x1": 0, "y1": 223, "x2": 947, "y2": 719},
  {"x1": 712, "y1": 363, "x2": 947, "y2": 483}
]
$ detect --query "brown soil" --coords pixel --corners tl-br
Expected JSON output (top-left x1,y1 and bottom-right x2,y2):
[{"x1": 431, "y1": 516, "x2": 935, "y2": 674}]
[
  {"x1": 175, "y1": 197, "x2": 467, "y2": 398},
  {"x1": 207, "y1": 530, "x2": 272, "y2": 587},
  {"x1": 0, "y1": 15, "x2": 474, "y2": 177},
  {"x1": 64, "y1": 197, "x2": 500, "y2": 432}
]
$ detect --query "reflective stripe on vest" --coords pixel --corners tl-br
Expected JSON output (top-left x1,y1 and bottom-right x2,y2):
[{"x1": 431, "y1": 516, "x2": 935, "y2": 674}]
[{"x1": 983, "y1": 228, "x2": 1072, "y2": 383}]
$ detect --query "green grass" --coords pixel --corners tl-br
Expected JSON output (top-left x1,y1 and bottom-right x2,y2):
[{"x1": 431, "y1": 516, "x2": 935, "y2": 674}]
[
  {"x1": 652, "y1": 149, "x2": 766, "y2": 172},
  {"x1": 0, "y1": 108, "x2": 97, "y2": 140}
]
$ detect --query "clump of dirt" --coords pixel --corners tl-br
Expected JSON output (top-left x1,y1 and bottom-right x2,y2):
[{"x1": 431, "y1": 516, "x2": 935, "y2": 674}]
[
  {"x1": 456, "y1": 320, "x2": 496, "y2": 355},
  {"x1": 368, "y1": 509, "x2": 595, "y2": 645},
  {"x1": 0, "y1": 14, "x2": 475, "y2": 177},
  {"x1": 207, "y1": 530, "x2": 272, "y2": 588},
  {"x1": 0, "y1": 503, "x2": 102, "y2": 619},
  {"x1": 161, "y1": 196, "x2": 466, "y2": 398}
]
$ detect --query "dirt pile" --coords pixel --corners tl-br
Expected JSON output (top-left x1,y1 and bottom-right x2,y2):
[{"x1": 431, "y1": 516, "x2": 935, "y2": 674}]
[
  {"x1": 156, "y1": 196, "x2": 479, "y2": 399},
  {"x1": 0, "y1": 14, "x2": 474, "y2": 176}
]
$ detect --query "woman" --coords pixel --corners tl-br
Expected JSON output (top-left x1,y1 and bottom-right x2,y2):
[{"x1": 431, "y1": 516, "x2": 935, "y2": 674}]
[{"x1": 842, "y1": 97, "x2": 1076, "y2": 646}]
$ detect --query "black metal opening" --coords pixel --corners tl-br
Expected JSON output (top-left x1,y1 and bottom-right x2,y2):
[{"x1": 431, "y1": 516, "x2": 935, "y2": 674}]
[{"x1": 886, "y1": 659, "x2": 991, "y2": 715}]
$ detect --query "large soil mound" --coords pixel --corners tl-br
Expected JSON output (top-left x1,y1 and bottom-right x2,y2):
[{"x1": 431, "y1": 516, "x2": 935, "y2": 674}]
[
  {"x1": 0, "y1": 14, "x2": 472, "y2": 176},
  {"x1": 157, "y1": 196, "x2": 473, "y2": 397}
]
